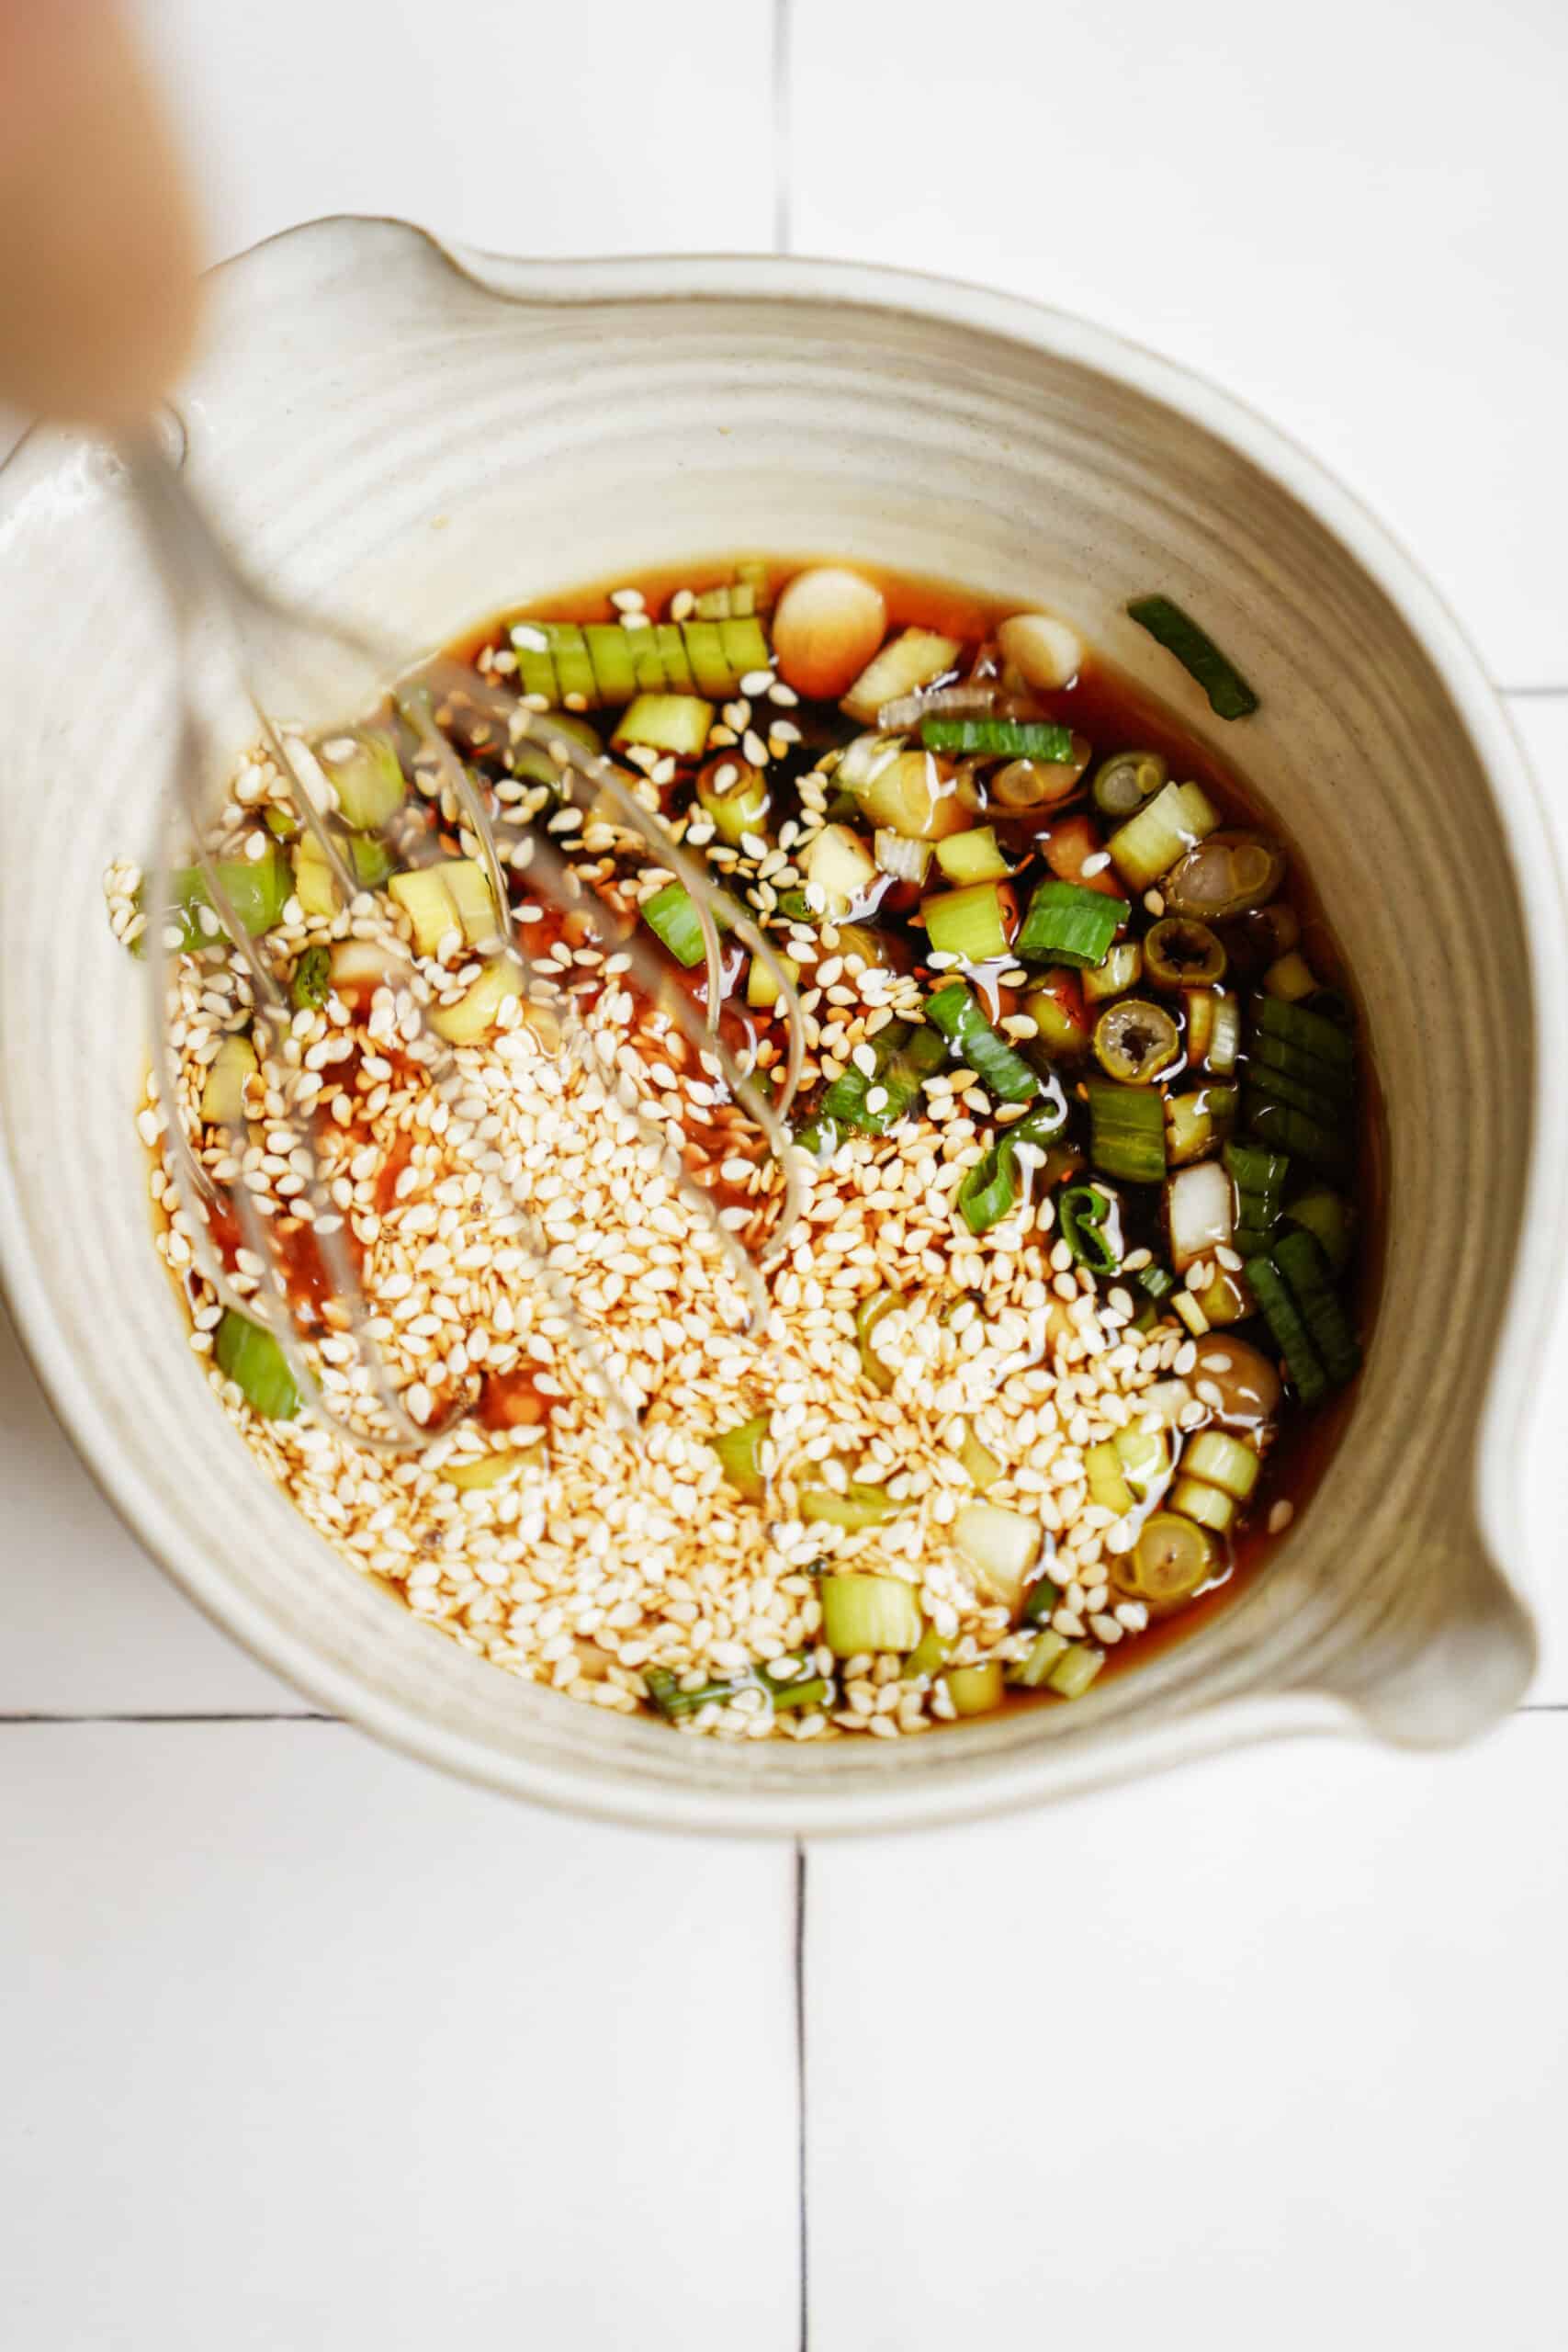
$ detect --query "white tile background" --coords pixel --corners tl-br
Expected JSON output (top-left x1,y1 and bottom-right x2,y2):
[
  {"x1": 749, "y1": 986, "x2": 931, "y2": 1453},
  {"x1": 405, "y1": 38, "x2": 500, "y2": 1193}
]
[{"x1": 3, "y1": 4, "x2": 1565, "y2": 2344}]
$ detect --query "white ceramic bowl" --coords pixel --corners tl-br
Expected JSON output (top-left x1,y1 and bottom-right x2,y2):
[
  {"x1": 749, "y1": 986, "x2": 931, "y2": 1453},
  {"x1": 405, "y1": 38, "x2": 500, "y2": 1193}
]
[{"x1": 2, "y1": 218, "x2": 1562, "y2": 1833}]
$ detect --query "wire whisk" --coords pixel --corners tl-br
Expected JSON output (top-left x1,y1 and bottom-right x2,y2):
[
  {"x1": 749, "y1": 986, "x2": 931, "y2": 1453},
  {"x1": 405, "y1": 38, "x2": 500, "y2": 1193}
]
[{"x1": 127, "y1": 439, "x2": 807, "y2": 1455}]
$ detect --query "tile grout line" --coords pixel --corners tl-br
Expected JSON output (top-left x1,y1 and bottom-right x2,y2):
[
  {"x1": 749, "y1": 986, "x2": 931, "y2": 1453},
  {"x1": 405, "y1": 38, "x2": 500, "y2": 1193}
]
[
  {"x1": 794, "y1": 1838, "x2": 809, "y2": 2352},
  {"x1": 772, "y1": 0, "x2": 793, "y2": 257}
]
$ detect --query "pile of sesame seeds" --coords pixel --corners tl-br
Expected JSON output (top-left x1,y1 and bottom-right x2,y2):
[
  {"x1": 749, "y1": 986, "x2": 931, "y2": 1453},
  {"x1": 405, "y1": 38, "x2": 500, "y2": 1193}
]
[{"x1": 104, "y1": 590, "x2": 1278, "y2": 1744}]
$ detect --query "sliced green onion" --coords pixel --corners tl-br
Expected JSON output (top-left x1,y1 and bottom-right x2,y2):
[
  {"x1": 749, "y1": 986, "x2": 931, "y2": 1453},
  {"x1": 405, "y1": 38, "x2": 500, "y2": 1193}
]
[
  {"x1": 1081, "y1": 941, "x2": 1143, "y2": 1004},
  {"x1": 1224, "y1": 1139, "x2": 1289, "y2": 1256},
  {"x1": 149, "y1": 850, "x2": 293, "y2": 954},
  {"x1": 709, "y1": 1412, "x2": 770, "y2": 1502},
  {"x1": 1138, "y1": 1263, "x2": 1177, "y2": 1306},
  {"x1": 1182, "y1": 1430, "x2": 1260, "y2": 1501},
  {"x1": 924, "y1": 980, "x2": 1039, "y2": 1103},
  {"x1": 904, "y1": 1623, "x2": 953, "y2": 1682},
  {"x1": 214, "y1": 1310, "x2": 301, "y2": 1419},
  {"x1": 1126, "y1": 594, "x2": 1259, "y2": 719},
  {"x1": 1145, "y1": 917, "x2": 1225, "y2": 989},
  {"x1": 1058, "y1": 1182, "x2": 1122, "y2": 1273},
  {"x1": 1252, "y1": 990, "x2": 1357, "y2": 1074},
  {"x1": 1207, "y1": 990, "x2": 1242, "y2": 1074},
  {"x1": 957, "y1": 1424, "x2": 1004, "y2": 1488},
  {"x1": 198, "y1": 1034, "x2": 256, "y2": 1126},
  {"x1": 942, "y1": 1660, "x2": 1005, "y2": 1715},
  {"x1": 919, "y1": 718, "x2": 1074, "y2": 759},
  {"x1": 1284, "y1": 1185, "x2": 1355, "y2": 1275},
  {"x1": 934, "y1": 826, "x2": 1010, "y2": 885},
  {"x1": 1248, "y1": 1031, "x2": 1352, "y2": 1110},
  {"x1": 1023, "y1": 974, "x2": 1091, "y2": 1061},
  {"x1": 1093, "y1": 997, "x2": 1180, "y2": 1084},
  {"x1": 855, "y1": 1291, "x2": 906, "y2": 1395},
  {"x1": 818, "y1": 1019, "x2": 946, "y2": 1136},
  {"x1": 613, "y1": 693, "x2": 713, "y2": 755},
  {"x1": 1020, "y1": 1567, "x2": 1063, "y2": 1626},
  {"x1": 1244, "y1": 1091, "x2": 1351, "y2": 1182},
  {"x1": 1114, "y1": 1511, "x2": 1217, "y2": 1604},
  {"x1": 1116, "y1": 1424, "x2": 1171, "y2": 1499},
  {"x1": 1166, "y1": 1085, "x2": 1237, "y2": 1166},
  {"x1": 641, "y1": 882, "x2": 706, "y2": 967},
  {"x1": 819, "y1": 1572, "x2": 921, "y2": 1655},
  {"x1": 1091, "y1": 747, "x2": 1167, "y2": 820},
  {"x1": 953, "y1": 1500, "x2": 1040, "y2": 1605},
  {"x1": 1015, "y1": 878, "x2": 1129, "y2": 968},
  {"x1": 1263, "y1": 951, "x2": 1317, "y2": 1002},
  {"x1": 1085, "y1": 1078, "x2": 1167, "y2": 1183},
  {"x1": 955, "y1": 1085, "x2": 1070, "y2": 1234},
  {"x1": 921, "y1": 880, "x2": 1010, "y2": 965},
  {"x1": 696, "y1": 756, "x2": 769, "y2": 844},
  {"x1": 1105, "y1": 780, "x2": 1222, "y2": 893},
  {"x1": 290, "y1": 945, "x2": 332, "y2": 1012},
  {"x1": 320, "y1": 728, "x2": 405, "y2": 830},
  {"x1": 1087, "y1": 1438, "x2": 1134, "y2": 1516},
  {"x1": 1273, "y1": 1228, "x2": 1361, "y2": 1385},
  {"x1": 1009, "y1": 1629, "x2": 1070, "y2": 1689},
  {"x1": 758, "y1": 1657, "x2": 832, "y2": 1713},
  {"x1": 1244, "y1": 1253, "x2": 1330, "y2": 1405},
  {"x1": 1046, "y1": 1644, "x2": 1105, "y2": 1700},
  {"x1": 1171, "y1": 1476, "x2": 1236, "y2": 1533},
  {"x1": 801, "y1": 1482, "x2": 907, "y2": 1531}
]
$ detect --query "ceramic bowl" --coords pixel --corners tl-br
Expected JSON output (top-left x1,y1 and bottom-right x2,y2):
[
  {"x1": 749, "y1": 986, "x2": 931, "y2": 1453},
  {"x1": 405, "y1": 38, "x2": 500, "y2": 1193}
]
[{"x1": 2, "y1": 216, "x2": 1562, "y2": 1833}]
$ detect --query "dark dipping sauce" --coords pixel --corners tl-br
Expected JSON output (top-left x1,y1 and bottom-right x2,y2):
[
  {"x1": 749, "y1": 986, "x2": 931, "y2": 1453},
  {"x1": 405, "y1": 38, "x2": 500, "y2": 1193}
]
[{"x1": 442, "y1": 559, "x2": 1380, "y2": 1695}]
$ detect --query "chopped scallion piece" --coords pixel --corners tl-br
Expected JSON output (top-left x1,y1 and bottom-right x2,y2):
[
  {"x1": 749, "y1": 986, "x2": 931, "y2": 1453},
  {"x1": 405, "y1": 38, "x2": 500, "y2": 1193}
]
[
  {"x1": 1273, "y1": 1228, "x2": 1361, "y2": 1386},
  {"x1": 924, "y1": 980, "x2": 1038, "y2": 1103},
  {"x1": 640, "y1": 882, "x2": 706, "y2": 967},
  {"x1": 904, "y1": 1623, "x2": 952, "y2": 1682},
  {"x1": 955, "y1": 1085, "x2": 1070, "y2": 1234},
  {"x1": 759, "y1": 1658, "x2": 832, "y2": 1713},
  {"x1": 1019, "y1": 1568, "x2": 1063, "y2": 1626},
  {"x1": 1015, "y1": 877, "x2": 1130, "y2": 968},
  {"x1": 953, "y1": 1500, "x2": 1041, "y2": 1605},
  {"x1": 1182, "y1": 1430, "x2": 1260, "y2": 1501},
  {"x1": 1244, "y1": 1253, "x2": 1330, "y2": 1405},
  {"x1": 921, "y1": 880, "x2": 1010, "y2": 965},
  {"x1": 819, "y1": 1573, "x2": 921, "y2": 1656},
  {"x1": 1084, "y1": 1078, "x2": 1167, "y2": 1183},
  {"x1": 1252, "y1": 990, "x2": 1357, "y2": 1074},
  {"x1": 709, "y1": 1412, "x2": 770, "y2": 1503},
  {"x1": 290, "y1": 944, "x2": 332, "y2": 1012},
  {"x1": 854, "y1": 1291, "x2": 906, "y2": 1395},
  {"x1": 1058, "y1": 1182, "x2": 1122, "y2": 1273},
  {"x1": 818, "y1": 1020, "x2": 946, "y2": 1137},
  {"x1": 1244, "y1": 1091, "x2": 1351, "y2": 1182},
  {"x1": 934, "y1": 826, "x2": 1009, "y2": 885},
  {"x1": 146, "y1": 849, "x2": 293, "y2": 955},
  {"x1": 1045, "y1": 1644, "x2": 1105, "y2": 1700},
  {"x1": 942, "y1": 1661, "x2": 1005, "y2": 1716},
  {"x1": 1009, "y1": 1629, "x2": 1070, "y2": 1689},
  {"x1": 801, "y1": 1482, "x2": 906, "y2": 1531},
  {"x1": 1283, "y1": 1185, "x2": 1355, "y2": 1275},
  {"x1": 1126, "y1": 594, "x2": 1259, "y2": 719},
  {"x1": 1224, "y1": 1139, "x2": 1289, "y2": 1256},
  {"x1": 919, "y1": 718, "x2": 1075, "y2": 759},
  {"x1": 214, "y1": 1310, "x2": 300, "y2": 1420}
]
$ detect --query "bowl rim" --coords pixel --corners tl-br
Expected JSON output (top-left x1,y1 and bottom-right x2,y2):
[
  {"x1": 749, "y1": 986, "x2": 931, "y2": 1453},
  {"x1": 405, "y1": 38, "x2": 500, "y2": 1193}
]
[{"x1": 4, "y1": 214, "x2": 1563, "y2": 1835}]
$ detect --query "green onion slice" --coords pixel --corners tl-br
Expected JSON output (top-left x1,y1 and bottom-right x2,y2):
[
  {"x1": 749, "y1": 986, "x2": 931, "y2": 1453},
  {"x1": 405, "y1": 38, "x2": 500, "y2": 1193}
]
[
  {"x1": 709, "y1": 1412, "x2": 770, "y2": 1502},
  {"x1": 1015, "y1": 877, "x2": 1130, "y2": 969},
  {"x1": 956, "y1": 1084, "x2": 1070, "y2": 1235},
  {"x1": 1244, "y1": 1253, "x2": 1330, "y2": 1405},
  {"x1": 1084, "y1": 1077, "x2": 1168, "y2": 1183},
  {"x1": 1126, "y1": 594, "x2": 1259, "y2": 719},
  {"x1": 214, "y1": 1310, "x2": 301, "y2": 1420},
  {"x1": 919, "y1": 718, "x2": 1075, "y2": 759},
  {"x1": 1058, "y1": 1182, "x2": 1123, "y2": 1274},
  {"x1": 640, "y1": 882, "x2": 706, "y2": 967},
  {"x1": 925, "y1": 980, "x2": 1038, "y2": 1104}
]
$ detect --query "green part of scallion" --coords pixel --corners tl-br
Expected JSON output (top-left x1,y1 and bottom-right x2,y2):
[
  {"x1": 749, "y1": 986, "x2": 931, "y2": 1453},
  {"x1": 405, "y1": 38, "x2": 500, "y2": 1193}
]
[
  {"x1": 919, "y1": 718, "x2": 1075, "y2": 760},
  {"x1": 758, "y1": 1658, "x2": 832, "y2": 1713},
  {"x1": 1046, "y1": 1643, "x2": 1106, "y2": 1700},
  {"x1": 290, "y1": 945, "x2": 333, "y2": 1012},
  {"x1": 904, "y1": 1624, "x2": 953, "y2": 1682},
  {"x1": 1009, "y1": 1629, "x2": 1071, "y2": 1689},
  {"x1": 1058, "y1": 1182, "x2": 1122, "y2": 1274},
  {"x1": 1273, "y1": 1228, "x2": 1361, "y2": 1386},
  {"x1": 1244, "y1": 1091, "x2": 1352, "y2": 1182},
  {"x1": 1126, "y1": 594, "x2": 1259, "y2": 720},
  {"x1": 640, "y1": 882, "x2": 706, "y2": 968},
  {"x1": 1091, "y1": 748, "x2": 1168, "y2": 821},
  {"x1": 709, "y1": 1412, "x2": 770, "y2": 1503},
  {"x1": 955, "y1": 1085, "x2": 1070, "y2": 1235},
  {"x1": 1224, "y1": 1138, "x2": 1290, "y2": 1256},
  {"x1": 1137, "y1": 1263, "x2": 1177, "y2": 1306},
  {"x1": 818, "y1": 1020, "x2": 946, "y2": 1137},
  {"x1": 819, "y1": 1572, "x2": 921, "y2": 1656},
  {"x1": 924, "y1": 981, "x2": 1039, "y2": 1104},
  {"x1": 214, "y1": 1310, "x2": 301, "y2": 1420},
  {"x1": 1019, "y1": 1569, "x2": 1063, "y2": 1627},
  {"x1": 145, "y1": 849, "x2": 294, "y2": 956},
  {"x1": 1015, "y1": 878, "x2": 1130, "y2": 969},
  {"x1": 1084, "y1": 1077, "x2": 1167, "y2": 1183},
  {"x1": 1243, "y1": 1254, "x2": 1330, "y2": 1406},
  {"x1": 1252, "y1": 990, "x2": 1357, "y2": 1075},
  {"x1": 1283, "y1": 1185, "x2": 1356, "y2": 1275},
  {"x1": 1246, "y1": 1052, "x2": 1345, "y2": 1125},
  {"x1": 921, "y1": 880, "x2": 1011, "y2": 965},
  {"x1": 801, "y1": 1483, "x2": 907, "y2": 1532}
]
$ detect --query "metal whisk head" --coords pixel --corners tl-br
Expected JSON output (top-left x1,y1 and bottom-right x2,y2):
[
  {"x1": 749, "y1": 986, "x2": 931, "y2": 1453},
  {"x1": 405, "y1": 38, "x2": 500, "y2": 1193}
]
[{"x1": 128, "y1": 439, "x2": 807, "y2": 1454}]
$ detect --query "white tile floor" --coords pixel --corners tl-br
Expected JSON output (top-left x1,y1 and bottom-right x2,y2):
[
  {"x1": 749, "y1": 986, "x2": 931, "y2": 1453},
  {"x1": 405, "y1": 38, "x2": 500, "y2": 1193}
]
[{"x1": 4, "y1": 5, "x2": 1566, "y2": 2345}]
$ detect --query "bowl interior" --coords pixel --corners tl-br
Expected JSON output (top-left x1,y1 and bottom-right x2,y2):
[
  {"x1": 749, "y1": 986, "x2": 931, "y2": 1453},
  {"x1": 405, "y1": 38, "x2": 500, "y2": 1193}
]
[{"x1": 0, "y1": 223, "x2": 1542, "y2": 1828}]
